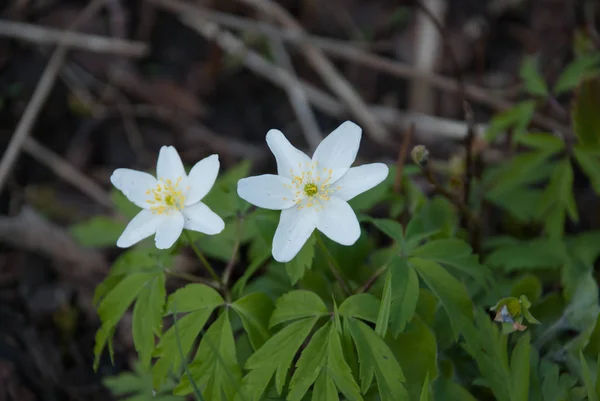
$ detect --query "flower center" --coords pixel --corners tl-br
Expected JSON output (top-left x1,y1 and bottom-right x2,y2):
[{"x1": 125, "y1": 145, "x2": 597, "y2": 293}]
[
  {"x1": 146, "y1": 177, "x2": 188, "y2": 215},
  {"x1": 303, "y1": 183, "x2": 318, "y2": 197},
  {"x1": 283, "y1": 161, "x2": 341, "y2": 211}
]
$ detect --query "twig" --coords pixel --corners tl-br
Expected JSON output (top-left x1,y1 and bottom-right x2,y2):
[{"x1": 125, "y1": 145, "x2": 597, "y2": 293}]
[
  {"x1": 0, "y1": 20, "x2": 148, "y2": 56},
  {"x1": 22, "y1": 137, "x2": 113, "y2": 209},
  {"x1": 222, "y1": 216, "x2": 244, "y2": 286},
  {"x1": 0, "y1": 0, "x2": 106, "y2": 193},
  {"x1": 463, "y1": 101, "x2": 476, "y2": 205},
  {"x1": 267, "y1": 33, "x2": 323, "y2": 150},
  {"x1": 153, "y1": 0, "x2": 568, "y2": 135},
  {"x1": 393, "y1": 123, "x2": 415, "y2": 194},
  {"x1": 237, "y1": 0, "x2": 390, "y2": 143}
]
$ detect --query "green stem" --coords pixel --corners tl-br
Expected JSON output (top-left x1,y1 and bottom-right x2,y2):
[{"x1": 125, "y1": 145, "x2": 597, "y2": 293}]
[
  {"x1": 184, "y1": 230, "x2": 221, "y2": 283},
  {"x1": 355, "y1": 264, "x2": 389, "y2": 294},
  {"x1": 165, "y1": 269, "x2": 220, "y2": 289},
  {"x1": 316, "y1": 232, "x2": 351, "y2": 295}
]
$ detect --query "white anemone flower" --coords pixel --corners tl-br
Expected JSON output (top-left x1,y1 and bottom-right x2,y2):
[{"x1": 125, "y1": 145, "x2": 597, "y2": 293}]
[
  {"x1": 110, "y1": 146, "x2": 225, "y2": 249},
  {"x1": 237, "y1": 121, "x2": 389, "y2": 263}
]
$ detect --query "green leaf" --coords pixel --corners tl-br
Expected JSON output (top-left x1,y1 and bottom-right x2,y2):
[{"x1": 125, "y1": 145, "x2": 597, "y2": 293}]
[
  {"x1": 511, "y1": 275, "x2": 543, "y2": 303},
  {"x1": 485, "y1": 100, "x2": 536, "y2": 142},
  {"x1": 520, "y1": 55, "x2": 549, "y2": 97},
  {"x1": 70, "y1": 216, "x2": 125, "y2": 247},
  {"x1": 104, "y1": 361, "x2": 182, "y2": 401},
  {"x1": 95, "y1": 272, "x2": 163, "y2": 369},
  {"x1": 554, "y1": 54, "x2": 600, "y2": 94},
  {"x1": 514, "y1": 133, "x2": 565, "y2": 152},
  {"x1": 288, "y1": 322, "x2": 363, "y2": 401},
  {"x1": 487, "y1": 149, "x2": 556, "y2": 197},
  {"x1": 419, "y1": 373, "x2": 431, "y2": 401},
  {"x1": 132, "y1": 273, "x2": 166, "y2": 368},
  {"x1": 152, "y1": 284, "x2": 224, "y2": 389},
  {"x1": 240, "y1": 317, "x2": 319, "y2": 400},
  {"x1": 409, "y1": 257, "x2": 473, "y2": 340},
  {"x1": 203, "y1": 160, "x2": 252, "y2": 217},
  {"x1": 370, "y1": 219, "x2": 404, "y2": 243},
  {"x1": 388, "y1": 315, "x2": 438, "y2": 400},
  {"x1": 110, "y1": 249, "x2": 172, "y2": 276},
  {"x1": 574, "y1": 147, "x2": 600, "y2": 194},
  {"x1": 232, "y1": 292, "x2": 274, "y2": 350},
  {"x1": 346, "y1": 317, "x2": 408, "y2": 401},
  {"x1": 175, "y1": 310, "x2": 242, "y2": 399},
  {"x1": 485, "y1": 237, "x2": 567, "y2": 271},
  {"x1": 579, "y1": 350, "x2": 599, "y2": 401},
  {"x1": 375, "y1": 271, "x2": 392, "y2": 338},
  {"x1": 572, "y1": 78, "x2": 600, "y2": 147},
  {"x1": 111, "y1": 188, "x2": 140, "y2": 219},
  {"x1": 388, "y1": 257, "x2": 419, "y2": 336},
  {"x1": 285, "y1": 233, "x2": 316, "y2": 284},
  {"x1": 339, "y1": 293, "x2": 380, "y2": 323},
  {"x1": 269, "y1": 290, "x2": 328, "y2": 327},
  {"x1": 510, "y1": 332, "x2": 531, "y2": 401}
]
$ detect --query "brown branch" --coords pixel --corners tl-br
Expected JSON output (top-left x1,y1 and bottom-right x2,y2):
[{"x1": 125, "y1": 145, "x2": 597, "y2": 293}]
[{"x1": 393, "y1": 123, "x2": 415, "y2": 194}]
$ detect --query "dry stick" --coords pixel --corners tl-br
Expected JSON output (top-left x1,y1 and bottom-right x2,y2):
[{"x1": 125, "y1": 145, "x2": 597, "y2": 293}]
[
  {"x1": 162, "y1": 2, "x2": 568, "y2": 134},
  {"x1": 0, "y1": 0, "x2": 106, "y2": 193},
  {"x1": 393, "y1": 123, "x2": 415, "y2": 194},
  {"x1": 0, "y1": 20, "x2": 148, "y2": 56},
  {"x1": 22, "y1": 138, "x2": 113, "y2": 208},
  {"x1": 237, "y1": 0, "x2": 390, "y2": 143},
  {"x1": 268, "y1": 33, "x2": 323, "y2": 150},
  {"x1": 180, "y1": 16, "x2": 484, "y2": 143}
]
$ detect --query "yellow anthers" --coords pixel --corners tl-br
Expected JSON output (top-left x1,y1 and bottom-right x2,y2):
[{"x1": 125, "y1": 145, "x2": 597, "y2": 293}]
[
  {"x1": 284, "y1": 163, "x2": 340, "y2": 209},
  {"x1": 146, "y1": 176, "x2": 186, "y2": 215}
]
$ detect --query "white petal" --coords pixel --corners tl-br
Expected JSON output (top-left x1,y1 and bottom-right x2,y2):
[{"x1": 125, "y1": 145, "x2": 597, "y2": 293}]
[
  {"x1": 333, "y1": 163, "x2": 389, "y2": 201},
  {"x1": 110, "y1": 168, "x2": 156, "y2": 209},
  {"x1": 157, "y1": 146, "x2": 186, "y2": 182},
  {"x1": 182, "y1": 202, "x2": 225, "y2": 235},
  {"x1": 317, "y1": 197, "x2": 360, "y2": 246},
  {"x1": 312, "y1": 121, "x2": 362, "y2": 182},
  {"x1": 272, "y1": 207, "x2": 317, "y2": 263},
  {"x1": 154, "y1": 212, "x2": 185, "y2": 249},
  {"x1": 266, "y1": 129, "x2": 312, "y2": 179},
  {"x1": 186, "y1": 154, "x2": 219, "y2": 205},
  {"x1": 116, "y1": 210, "x2": 163, "y2": 248},
  {"x1": 237, "y1": 175, "x2": 296, "y2": 210}
]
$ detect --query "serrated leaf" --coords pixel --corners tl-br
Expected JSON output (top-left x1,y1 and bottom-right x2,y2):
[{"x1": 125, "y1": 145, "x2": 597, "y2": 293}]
[
  {"x1": 573, "y1": 78, "x2": 600, "y2": 147},
  {"x1": 290, "y1": 318, "x2": 366, "y2": 401},
  {"x1": 554, "y1": 54, "x2": 600, "y2": 94},
  {"x1": 388, "y1": 257, "x2": 419, "y2": 336},
  {"x1": 510, "y1": 332, "x2": 531, "y2": 401},
  {"x1": 232, "y1": 292, "x2": 274, "y2": 350},
  {"x1": 239, "y1": 317, "x2": 319, "y2": 400},
  {"x1": 579, "y1": 350, "x2": 599, "y2": 401},
  {"x1": 485, "y1": 101, "x2": 536, "y2": 142},
  {"x1": 574, "y1": 147, "x2": 600, "y2": 194},
  {"x1": 70, "y1": 216, "x2": 126, "y2": 247},
  {"x1": 370, "y1": 218, "x2": 404, "y2": 243},
  {"x1": 346, "y1": 317, "x2": 408, "y2": 401},
  {"x1": 339, "y1": 293, "x2": 380, "y2": 323},
  {"x1": 95, "y1": 272, "x2": 160, "y2": 366},
  {"x1": 520, "y1": 55, "x2": 549, "y2": 97},
  {"x1": 285, "y1": 233, "x2": 316, "y2": 284},
  {"x1": 409, "y1": 258, "x2": 473, "y2": 340},
  {"x1": 152, "y1": 284, "x2": 224, "y2": 389},
  {"x1": 175, "y1": 310, "x2": 242, "y2": 399},
  {"x1": 132, "y1": 273, "x2": 166, "y2": 368},
  {"x1": 269, "y1": 290, "x2": 328, "y2": 327},
  {"x1": 375, "y1": 271, "x2": 392, "y2": 338}
]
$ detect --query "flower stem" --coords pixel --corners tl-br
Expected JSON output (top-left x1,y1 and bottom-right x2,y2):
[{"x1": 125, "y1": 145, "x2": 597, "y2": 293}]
[
  {"x1": 184, "y1": 230, "x2": 221, "y2": 283},
  {"x1": 165, "y1": 269, "x2": 220, "y2": 289},
  {"x1": 316, "y1": 233, "x2": 351, "y2": 295},
  {"x1": 355, "y1": 264, "x2": 389, "y2": 294}
]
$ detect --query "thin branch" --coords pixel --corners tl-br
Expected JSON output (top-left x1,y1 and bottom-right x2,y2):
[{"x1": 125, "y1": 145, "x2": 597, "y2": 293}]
[
  {"x1": 222, "y1": 216, "x2": 244, "y2": 286},
  {"x1": 0, "y1": 0, "x2": 106, "y2": 192},
  {"x1": 268, "y1": 33, "x2": 323, "y2": 150},
  {"x1": 393, "y1": 123, "x2": 415, "y2": 194},
  {"x1": 0, "y1": 20, "x2": 148, "y2": 56}
]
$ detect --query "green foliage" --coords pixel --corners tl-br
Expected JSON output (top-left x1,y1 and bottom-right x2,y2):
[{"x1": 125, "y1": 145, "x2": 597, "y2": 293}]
[
  {"x1": 520, "y1": 56, "x2": 549, "y2": 97},
  {"x1": 104, "y1": 361, "x2": 182, "y2": 401},
  {"x1": 71, "y1": 216, "x2": 126, "y2": 247}
]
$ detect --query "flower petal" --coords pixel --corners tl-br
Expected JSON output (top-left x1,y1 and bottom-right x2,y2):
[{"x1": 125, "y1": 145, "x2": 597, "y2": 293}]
[
  {"x1": 237, "y1": 174, "x2": 296, "y2": 210},
  {"x1": 272, "y1": 207, "x2": 317, "y2": 263},
  {"x1": 110, "y1": 168, "x2": 157, "y2": 209},
  {"x1": 312, "y1": 121, "x2": 362, "y2": 182},
  {"x1": 154, "y1": 212, "x2": 185, "y2": 249},
  {"x1": 266, "y1": 129, "x2": 311, "y2": 179},
  {"x1": 186, "y1": 154, "x2": 219, "y2": 205},
  {"x1": 182, "y1": 202, "x2": 225, "y2": 235},
  {"x1": 317, "y1": 197, "x2": 360, "y2": 246},
  {"x1": 156, "y1": 146, "x2": 186, "y2": 182},
  {"x1": 116, "y1": 210, "x2": 163, "y2": 248},
  {"x1": 333, "y1": 163, "x2": 389, "y2": 201}
]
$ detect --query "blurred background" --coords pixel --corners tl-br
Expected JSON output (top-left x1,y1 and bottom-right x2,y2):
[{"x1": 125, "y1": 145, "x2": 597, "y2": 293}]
[{"x1": 0, "y1": 0, "x2": 592, "y2": 399}]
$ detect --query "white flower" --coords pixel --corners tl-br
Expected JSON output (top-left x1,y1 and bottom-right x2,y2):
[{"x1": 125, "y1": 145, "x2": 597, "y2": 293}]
[
  {"x1": 110, "y1": 146, "x2": 225, "y2": 249},
  {"x1": 237, "y1": 121, "x2": 389, "y2": 263}
]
